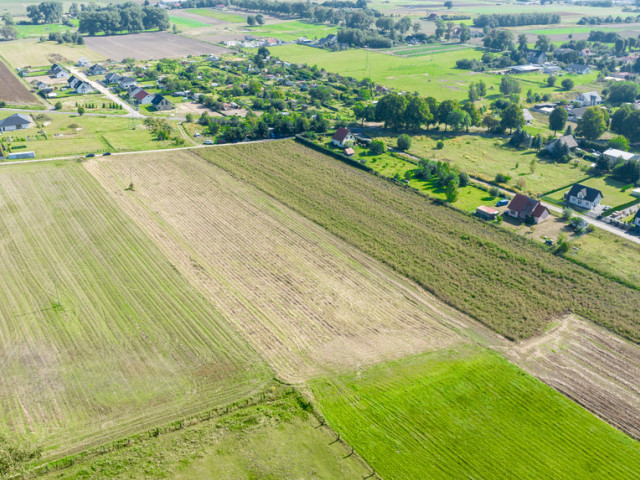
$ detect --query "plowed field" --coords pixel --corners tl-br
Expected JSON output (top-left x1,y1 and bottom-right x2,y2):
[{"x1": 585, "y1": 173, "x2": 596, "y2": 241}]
[
  {"x1": 0, "y1": 60, "x2": 38, "y2": 104},
  {"x1": 85, "y1": 150, "x2": 485, "y2": 380}
]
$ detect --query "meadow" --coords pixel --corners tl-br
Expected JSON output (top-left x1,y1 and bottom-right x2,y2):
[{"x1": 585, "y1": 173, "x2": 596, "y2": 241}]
[
  {"x1": 311, "y1": 346, "x2": 640, "y2": 479},
  {"x1": 0, "y1": 39, "x2": 105, "y2": 69},
  {"x1": 186, "y1": 8, "x2": 246, "y2": 23},
  {"x1": 195, "y1": 140, "x2": 640, "y2": 342},
  {"x1": 15, "y1": 19, "x2": 79, "y2": 38},
  {"x1": 39, "y1": 392, "x2": 369, "y2": 479},
  {"x1": 248, "y1": 20, "x2": 339, "y2": 41},
  {"x1": 169, "y1": 14, "x2": 210, "y2": 29},
  {"x1": 0, "y1": 161, "x2": 271, "y2": 459},
  {"x1": 269, "y1": 44, "x2": 600, "y2": 101}
]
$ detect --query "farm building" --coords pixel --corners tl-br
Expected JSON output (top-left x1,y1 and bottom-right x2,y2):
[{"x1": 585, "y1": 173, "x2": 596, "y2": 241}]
[
  {"x1": 574, "y1": 91, "x2": 602, "y2": 106},
  {"x1": 564, "y1": 183, "x2": 603, "y2": 210},
  {"x1": 509, "y1": 64, "x2": 540, "y2": 74},
  {"x1": 603, "y1": 148, "x2": 639, "y2": 163},
  {"x1": 522, "y1": 109, "x2": 533, "y2": 125},
  {"x1": 331, "y1": 127, "x2": 354, "y2": 148},
  {"x1": 476, "y1": 205, "x2": 499, "y2": 220},
  {"x1": 0, "y1": 113, "x2": 33, "y2": 133},
  {"x1": 6, "y1": 151, "x2": 35, "y2": 159},
  {"x1": 505, "y1": 194, "x2": 549, "y2": 224},
  {"x1": 543, "y1": 64, "x2": 561, "y2": 74},
  {"x1": 151, "y1": 95, "x2": 174, "y2": 111}
]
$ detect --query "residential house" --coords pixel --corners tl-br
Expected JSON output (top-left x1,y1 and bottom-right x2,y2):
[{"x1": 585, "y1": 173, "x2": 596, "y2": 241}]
[
  {"x1": 331, "y1": 127, "x2": 355, "y2": 148},
  {"x1": 602, "y1": 148, "x2": 639, "y2": 163},
  {"x1": 532, "y1": 102, "x2": 557, "y2": 115},
  {"x1": 77, "y1": 56, "x2": 91, "y2": 67},
  {"x1": 545, "y1": 134, "x2": 578, "y2": 155},
  {"x1": 526, "y1": 49, "x2": 546, "y2": 64},
  {"x1": 105, "y1": 72, "x2": 122, "y2": 84},
  {"x1": 0, "y1": 113, "x2": 33, "y2": 132},
  {"x1": 522, "y1": 108, "x2": 534, "y2": 125},
  {"x1": 75, "y1": 82, "x2": 93, "y2": 94},
  {"x1": 543, "y1": 64, "x2": 562, "y2": 74},
  {"x1": 567, "y1": 106, "x2": 588, "y2": 121},
  {"x1": 87, "y1": 64, "x2": 107, "y2": 76},
  {"x1": 118, "y1": 76, "x2": 137, "y2": 89},
  {"x1": 476, "y1": 205, "x2": 499, "y2": 220},
  {"x1": 50, "y1": 64, "x2": 69, "y2": 78},
  {"x1": 505, "y1": 194, "x2": 549, "y2": 224},
  {"x1": 574, "y1": 91, "x2": 602, "y2": 106},
  {"x1": 567, "y1": 63, "x2": 591, "y2": 75},
  {"x1": 36, "y1": 81, "x2": 48, "y2": 90},
  {"x1": 564, "y1": 183, "x2": 603, "y2": 210},
  {"x1": 67, "y1": 75, "x2": 82, "y2": 89},
  {"x1": 131, "y1": 88, "x2": 155, "y2": 105},
  {"x1": 151, "y1": 95, "x2": 174, "y2": 111}
]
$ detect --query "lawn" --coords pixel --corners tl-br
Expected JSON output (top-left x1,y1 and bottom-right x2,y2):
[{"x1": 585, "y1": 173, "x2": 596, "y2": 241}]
[
  {"x1": 0, "y1": 115, "x2": 174, "y2": 157},
  {"x1": 311, "y1": 346, "x2": 640, "y2": 480},
  {"x1": 39, "y1": 392, "x2": 368, "y2": 479},
  {"x1": 548, "y1": 175, "x2": 636, "y2": 208},
  {"x1": 0, "y1": 39, "x2": 105, "y2": 69},
  {"x1": 195, "y1": 140, "x2": 640, "y2": 342},
  {"x1": 0, "y1": 161, "x2": 271, "y2": 459},
  {"x1": 186, "y1": 8, "x2": 247, "y2": 23},
  {"x1": 377, "y1": 133, "x2": 591, "y2": 195},
  {"x1": 248, "y1": 21, "x2": 338, "y2": 41},
  {"x1": 15, "y1": 20, "x2": 79, "y2": 38},
  {"x1": 268, "y1": 44, "x2": 599, "y2": 101}
]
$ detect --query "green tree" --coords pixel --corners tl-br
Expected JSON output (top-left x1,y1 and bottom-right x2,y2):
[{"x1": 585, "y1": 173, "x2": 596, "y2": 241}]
[
  {"x1": 54, "y1": 101, "x2": 62, "y2": 110},
  {"x1": 256, "y1": 14, "x2": 265, "y2": 25},
  {"x1": 247, "y1": 15, "x2": 256, "y2": 26},
  {"x1": 547, "y1": 75, "x2": 556, "y2": 87},
  {"x1": 370, "y1": 139, "x2": 385, "y2": 155},
  {"x1": 459, "y1": 23, "x2": 470, "y2": 42},
  {"x1": 375, "y1": 93, "x2": 407, "y2": 129},
  {"x1": 517, "y1": 33, "x2": 528, "y2": 52},
  {"x1": 404, "y1": 95, "x2": 432, "y2": 130},
  {"x1": 535, "y1": 34, "x2": 550, "y2": 52},
  {"x1": 549, "y1": 106, "x2": 568, "y2": 136},
  {"x1": 0, "y1": 25, "x2": 18, "y2": 40},
  {"x1": 444, "y1": 1, "x2": 453, "y2": 8},
  {"x1": 434, "y1": 19, "x2": 446, "y2": 39},
  {"x1": 500, "y1": 76, "x2": 521, "y2": 96},
  {"x1": 561, "y1": 78, "x2": 574, "y2": 90},
  {"x1": 462, "y1": 102, "x2": 481, "y2": 127},
  {"x1": 530, "y1": 158, "x2": 537, "y2": 173},
  {"x1": 468, "y1": 83, "x2": 478, "y2": 102},
  {"x1": 353, "y1": 101, "x2": 368, "y2": 127},
  {"x1": 397, "y1": 134, "x2": 411, "y2": 151},
  {"x1": 577, "y1": 106, "x2": 607, "y2": 140},
  {"x1": 609, "y1": 135, "x2": 629, "y2": 151},
  {"x1": 475, "y1": 80, "x2": 487, "y2": 97},
  {"x1": 500, "y1": 103, "x2": 524, "y2": 133},
  {"x1": 436, "y1": 99, "x2": 459, "y2": 130},
  {"x1": 77, "y1": 105, "x2": 85, "y2": 116}
]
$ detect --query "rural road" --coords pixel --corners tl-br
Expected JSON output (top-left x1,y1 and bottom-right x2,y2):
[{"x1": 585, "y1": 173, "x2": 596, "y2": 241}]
[
  {"x1": 67, "y1": 66, "x2": 145, "y2": 118},
  {"x1": 0, "y1": 107, "x2": 186, "y2": 121}
]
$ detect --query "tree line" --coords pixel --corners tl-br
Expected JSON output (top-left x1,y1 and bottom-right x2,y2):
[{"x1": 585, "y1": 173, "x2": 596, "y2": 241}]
[
  {"x1": 78, "y1": 3, "x2": 169, "y2": 35},
  {"x1": 473, "y1": 13, "x2": 560, "y2": 28}
]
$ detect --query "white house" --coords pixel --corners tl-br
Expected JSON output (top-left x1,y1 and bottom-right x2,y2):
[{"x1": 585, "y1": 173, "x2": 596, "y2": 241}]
[
  {"x1": 75, "y1": 82, "x2": 94, "y2": 94},
  {"x1": 574, "y1": 91, "x2": 602, "y2": 106},
  {"x1": 603, "y1": 148, "x2": 639, "y2": 163},
  {"x1": 77, "y1": 56, "x2": 91, "y2": 67},
  {"x1": 131, "y1": 87, "x2": 155, "y2": 105},
  {"x1": 564, "y1": 183, "x2": 603, "y2": 210},
  {"x1": 0, "y1": 113, "x2": 33, "y2": 132},
  {"x1": 331, "y1": 127, "x2": 355, "y2": 148},
  {"x1": 50, "y1": 64, "x2": 69, "y2": 78},
  {"x1": 117, "y1": 76, "x2": 137, "y2": 89}
]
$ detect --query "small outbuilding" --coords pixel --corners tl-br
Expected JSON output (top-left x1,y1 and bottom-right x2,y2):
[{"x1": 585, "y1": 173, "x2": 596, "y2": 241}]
[{"x1": 476, "y1": 205, "x2": 499, "y2": 220}]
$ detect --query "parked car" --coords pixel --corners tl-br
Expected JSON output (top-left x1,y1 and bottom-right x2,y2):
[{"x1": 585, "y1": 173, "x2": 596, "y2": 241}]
[
  {"x1": 86, "y1": 153, "x2": 95, "y2": 157},
  {"x1": 103, "y1": 152, "x2": 111, "y2": 156},
  {"x1": 203, "y1": 139, "x2": 213, "y2": 145},
  {"x1": 496, "y1": 198, "x2": 509, "y2": 207}
]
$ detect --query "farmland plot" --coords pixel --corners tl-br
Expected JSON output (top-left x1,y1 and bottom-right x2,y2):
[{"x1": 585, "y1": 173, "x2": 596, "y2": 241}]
[
  {"x1": 84, "y1": 150, "x2": 489, "y2": 381},
  {"x1": 0, "y1": 60, "x2": 39, "y2": 104},
  {"x1": 0, "y1": 161, "x2": 270, "y2": 459}
]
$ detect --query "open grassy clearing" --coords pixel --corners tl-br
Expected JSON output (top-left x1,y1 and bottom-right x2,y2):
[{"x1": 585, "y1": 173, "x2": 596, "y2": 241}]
[
  {"x1": 269, "y1": 44, "x2": 600, "y2": 101},
  {"x1": 0, "y1": 39, "x2": 105, "y2": 69},
  {"x1": 194, "y1": 140, "x2": 640, "y2": 342},
  {"x1": 40, "y1": 392, "x2": 369, "y2": 480},
  {"x1": 85, "y1": 149, "x2": 486, "y2": 381},
  {"x1": 15, "y1": 20, "x2": 79, "y2": 38},
  {"x1": 248, "y1": 21, "x2": 339, "y2": 41},
  {"x1": 187, "y1": 8, "x2": 246, "y2": 23},
  {"x1": 382, "y1": 133, "x2": 591, "y2": 195},
  {"x1": 311, "y1": 346, "x2": 640, "y2": 480},
  {"x1": 169, "y1": 14, "x2": 211, "y2": 29},
  {"x1": 0, "y1": 161, "x2": 271, "y2": 459},
  {"x1": 1, "y1": 115, "x2": 175, "y2": 158}
]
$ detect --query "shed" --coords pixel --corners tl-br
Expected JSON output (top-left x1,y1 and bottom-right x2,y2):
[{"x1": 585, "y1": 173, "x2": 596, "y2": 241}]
[{"x1": 476, "y1": 205, "x2": 499, "y2": 220}]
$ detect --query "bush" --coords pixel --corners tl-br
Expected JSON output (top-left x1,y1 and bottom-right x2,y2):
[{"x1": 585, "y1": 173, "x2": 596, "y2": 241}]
[
  {"x1": 495, "y1": 172, "x2": 511, "y2": 183},
  {"x1": 561, "y1": 78, "x2": 575, "y2": 90},
  {"x1": 54, "y1": 101, "x2": 62, "y2": 110},
  {"x1": 397, "y1": 134, "x2": 411, "y2": 151},
  {"x1": 436, "y1": 141, "x2": 444, "y2": 149},
  {"x1": 370, "y1": 139, "x2": 386, "y2": 155},
  {"x1": 562, "y1": 206, "x2": 573, "y2": 220},
  {"x1": 489, "y1": 186, "x2": 500, "y2": 197},
  {"x1": 458, "y1": 171, "x2": 470, "y2": 187}
]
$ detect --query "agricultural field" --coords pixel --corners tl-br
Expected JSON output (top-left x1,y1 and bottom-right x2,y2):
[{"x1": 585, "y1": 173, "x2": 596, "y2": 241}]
[
  {"x1": 186, "y1": 8, "x2": 247, "y2": 24},
  {"x1": 0, "y1": 39, "x2": 105, "y2": 69},
  {"x1": 39, "y1": 392, "x2": 370, "y2": 479},
  {"x1": 83, "y1": 32, "x2": 225, "y2": 61},
  {"x1": 194, "y1": 140, "x2": 640, "y2": 342},
  {"x1": 382, "y1": 43, "x2": 474, "y2": 58},
  {"x1": 248, "y1": 20, "x2": 339, "y2": 41},
  {"x1": 1, "y1": 115, "x2": 176, "y2": 158},
  {"x1": 84, "y1": 148, "x2": 484, "y2": 380},
  {"x1": 268, "y1": 44, "x2": 600, "y2": 101},
  {"x1": 169, "y1": 14, "x2": 211, "y2": 30},
  {"x1": 0, "y1": 59, "x2": 39, "y2": 105},
  {"x1": 0, "y1": 161, "x2": 271, "y2": 459},
  {"x1": 311, "y1": 346, "x2": 640, "y2": 479}
]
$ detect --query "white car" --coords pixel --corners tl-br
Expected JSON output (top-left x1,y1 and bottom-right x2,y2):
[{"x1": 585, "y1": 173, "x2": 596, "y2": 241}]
[{"x1": 203, "y1": 140, "x2": 213, "y2": 145}]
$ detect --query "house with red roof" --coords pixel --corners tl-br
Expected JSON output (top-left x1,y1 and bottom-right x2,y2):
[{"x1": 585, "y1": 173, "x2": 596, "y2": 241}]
[
  {"x1": 130, "y1": 87, "x2": 155, "y2": 105},
  {"x1": 505, "y1": 193, "x2": 549, "y2": 224},
  {"x1": 331, "y1": 127, "x2": 355, "y2": 148}
]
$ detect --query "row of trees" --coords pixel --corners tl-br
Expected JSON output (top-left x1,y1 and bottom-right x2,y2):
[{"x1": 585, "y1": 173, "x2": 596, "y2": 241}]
[
  {"x1": 473, "y1": 13, "x2": 560, "y2": 28},
  {"x1": 78, "y1": 4, "x2": 169, "y2": 35},
  {"x1": 26, "y1": 1, "x2": 63, "y2": 24}
]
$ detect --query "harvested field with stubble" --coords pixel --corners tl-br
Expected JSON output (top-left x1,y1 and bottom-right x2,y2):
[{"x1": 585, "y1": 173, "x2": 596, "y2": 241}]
[
  {"x1": 0, "y1": 60, "x2": 38, "y2": 104},
  {"x1": 193, "y1": 140, "x2": 640, "y2": 343},
  {"x1": 0, "y1": 161, "x2": 271, "y2": 460},
  {"x1": 84, "y1": 149, "x2": 492, "y2": 381}
]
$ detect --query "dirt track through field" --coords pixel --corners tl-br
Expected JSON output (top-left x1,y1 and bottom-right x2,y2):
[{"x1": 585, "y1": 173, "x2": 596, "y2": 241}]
[{"x1": 85, "y1": 151, "x2": 489, "y2": 380}]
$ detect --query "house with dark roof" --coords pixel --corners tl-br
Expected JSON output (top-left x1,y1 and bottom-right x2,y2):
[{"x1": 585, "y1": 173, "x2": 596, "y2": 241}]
[
  {"x1": 75, "y1": 81, "x2": 93, "y2": 94},
  {"x1": 118, "y1": 76, "x2": 137, "y2": 89},
  {"x1": 567, "y1": 63, "x2": 591, "y2": 75},
  {"x1": 0, "y1": 113, "x2": 33, "y2": 132},
  {"x1": 67, "y1": 75, "x2": 82, "y2": 89},
  {"x1": 574, "y1": 91, "x2": 602, "y2": 106},
  {"x1": 526, "y1": 49, "x2": 546, "y2": 64},
  {"x1": 105, "y1": 72, "x2": 122, "y2": 84},
  {"x1": 50, "y1": 64, "x2": 69, "y2": 78},
  {"x1": 331, "y1": 127, "x2": 354, "y2": 148},
  {"x1": 505, "y1": 194, "x2": 549, "y2": 224},
  {"x1": 545, "y1": 134, "x2": 578, "y2": 155},
  {"x1": 87, "y1": 64, "x2": 107, "y2": 76},
  {"x1": 564, "y1": 183, "x2": 603, "y2": 210},
  {"x1": 151, "y1": 95, "x2": 174, "y2": 111},
  {"x1": 77, "y1": 56, "x2": 91, "y2": 67},
  {"x1": 568, "y1": 106, "x2": 588, "y2": 121}
]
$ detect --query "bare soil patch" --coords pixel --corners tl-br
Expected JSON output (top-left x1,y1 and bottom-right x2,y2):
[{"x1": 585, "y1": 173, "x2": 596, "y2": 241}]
[
  {"x1": 84, "y1": 32, "x2": 229, "y2": 61},
  {"x1": 0, "y1": 61, "x2": 39, "y2": 104},
  {"x1": 85, "y1": 150, "x2": 487, "y2": 381},
  {"x1": 176, "y1": 101, "x2": 222, "y2": 117}
]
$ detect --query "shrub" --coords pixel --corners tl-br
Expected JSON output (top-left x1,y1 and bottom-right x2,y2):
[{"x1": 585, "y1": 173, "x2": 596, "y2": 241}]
[
  {"x1": 495, "y1": 172, "x2": 511, "y2": 183},
  {"x1": 397, "y1": 134, "x2": 411, "y2": 151},
  {"x1": 489, "y1": 186, "x2": 500, "y2": 197},
  {"x1": 436, "y1": 141, "x2": 444, "y2": 149},
  {"x1": 562, "y1": 206, "x2": 573, "y2": 220},
  {"x1": 370, "y1": 139, "x2": 386, "y2": 155},
  {"x1": 561, "y1": 78, "x2": 575, "y2": 90}
]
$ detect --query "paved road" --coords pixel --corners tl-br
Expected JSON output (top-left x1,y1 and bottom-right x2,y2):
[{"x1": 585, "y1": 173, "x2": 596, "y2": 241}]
[{"x1": 67, "y1": 66, "x2": 145, "y2": 118}]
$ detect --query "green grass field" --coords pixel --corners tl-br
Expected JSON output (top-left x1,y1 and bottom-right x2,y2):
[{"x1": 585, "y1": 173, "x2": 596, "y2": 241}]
[
  {"x1": 269, "y1": 44, "x2": 599, "y2": 101},
  {"x1": 311, "y1": 346, "x2": 640, "y2": 479},
  {"x1": 195, "y1": 140, "x2": 640, "y2": 342},
  {"x1": 0, "y1": 161, "x2": 271, "y2": 459},
  {"x1": 15, "y1": 20, "x2": 79, "y2": 38},
  {"x1": 169, "y1": 15, "x2": 210, "y2": 29},
  {"x1": 248, "y1": 21, "x2": 338, "y2": 41},
  {"x1": 40, "y1": 392, "x2": 369, "y2": 479},
  {"x1": 186, "y1": 8, "x2": 246, "y2": 23}
]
